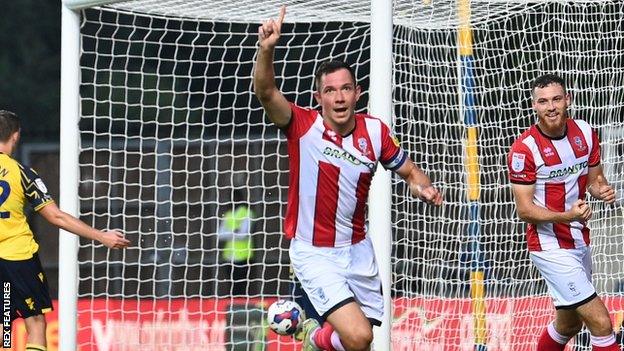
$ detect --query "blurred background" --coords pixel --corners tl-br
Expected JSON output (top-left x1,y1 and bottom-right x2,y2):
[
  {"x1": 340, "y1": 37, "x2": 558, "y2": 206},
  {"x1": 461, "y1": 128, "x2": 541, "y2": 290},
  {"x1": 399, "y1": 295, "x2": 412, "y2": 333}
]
[{"x1": 0, "y1": 1, "x2": 62, "y2": 296}]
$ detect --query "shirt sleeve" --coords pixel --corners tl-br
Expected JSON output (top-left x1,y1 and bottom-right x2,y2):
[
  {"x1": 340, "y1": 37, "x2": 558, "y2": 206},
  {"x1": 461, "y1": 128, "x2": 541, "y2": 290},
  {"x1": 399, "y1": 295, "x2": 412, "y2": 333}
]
[
  {"x1": 283, "y1": 103, "x2": 318, "y2": 140},
  {"x1": 588, "y1": 129, "x2": 601, "y2": 167},
  {"x1": 379, "y1": 122, "x2": 407, "y2": 171},
  {"x1": 507, "y1": 141, "x2": 536, "y2": 185},
  {"x1": 19, "y1": 164, "x2": 54, "y2": 211}
]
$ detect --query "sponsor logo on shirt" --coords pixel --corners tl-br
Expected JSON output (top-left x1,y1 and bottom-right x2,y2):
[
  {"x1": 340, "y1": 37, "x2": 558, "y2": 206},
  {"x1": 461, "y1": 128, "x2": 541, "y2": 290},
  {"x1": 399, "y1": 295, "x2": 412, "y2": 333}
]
[
  {"x1": 323, "y1": 146, "x2": 374, "y2": 170},
  {"x1": 548, "y1": 161, "x2": 588, "y2": 178}
]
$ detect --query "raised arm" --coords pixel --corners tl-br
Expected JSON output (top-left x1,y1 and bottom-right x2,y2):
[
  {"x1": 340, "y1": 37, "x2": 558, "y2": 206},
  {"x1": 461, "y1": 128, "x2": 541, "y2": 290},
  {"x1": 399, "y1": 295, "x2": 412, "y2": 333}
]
[
  {"x1": 253, "y1": 6, "x2": 292, "y2": 128},
  {"x1": 395, "y1": 158, "x2": 443, "y2": 206}
]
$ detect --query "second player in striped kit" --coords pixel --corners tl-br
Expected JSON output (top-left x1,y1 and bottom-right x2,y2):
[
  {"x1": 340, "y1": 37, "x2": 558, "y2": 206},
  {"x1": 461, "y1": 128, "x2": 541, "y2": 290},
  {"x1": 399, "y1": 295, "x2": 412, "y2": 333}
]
[{"x1": 254, "y1": 6, "x2": 443, "y2": 351}]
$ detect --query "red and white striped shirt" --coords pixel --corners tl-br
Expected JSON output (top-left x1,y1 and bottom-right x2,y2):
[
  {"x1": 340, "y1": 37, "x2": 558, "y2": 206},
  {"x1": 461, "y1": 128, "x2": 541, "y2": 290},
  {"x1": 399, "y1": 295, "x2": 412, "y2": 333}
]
[
  {"x1": 283, "y1": 104, "x2": 407, "y2": 247},
  {"x1": 508, "y1": 119, "x2": 601, "y2": 251}
]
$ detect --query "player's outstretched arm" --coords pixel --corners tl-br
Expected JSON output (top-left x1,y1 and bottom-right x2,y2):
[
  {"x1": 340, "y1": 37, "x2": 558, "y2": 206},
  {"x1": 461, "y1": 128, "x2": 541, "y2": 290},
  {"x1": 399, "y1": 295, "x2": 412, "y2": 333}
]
[
  {"x1": 587, "y1": 165, "x2": 616, "y2": 205},
  {"x1": 38, "y1": 203, "x2": 130, "y2": 249},
  {"x1": 253, "y1": 6, "x2": 292, "y2": 128},
  {"x1": 396, "y1": 159, "x2": 443, "y2": 206}
]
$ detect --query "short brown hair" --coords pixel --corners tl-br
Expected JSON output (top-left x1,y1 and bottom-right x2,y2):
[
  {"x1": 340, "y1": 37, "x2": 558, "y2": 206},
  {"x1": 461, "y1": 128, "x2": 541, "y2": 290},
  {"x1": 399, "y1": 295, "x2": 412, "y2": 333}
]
[
  {"x1": 0, "y1": 110, "x2": 20, "y2": 142},
  {"x1": 531, "y1": 74, "x2": 566, "y2": 95},
  {"x1": 314, "y1": 60, "x2": 357, "y2": 92}
]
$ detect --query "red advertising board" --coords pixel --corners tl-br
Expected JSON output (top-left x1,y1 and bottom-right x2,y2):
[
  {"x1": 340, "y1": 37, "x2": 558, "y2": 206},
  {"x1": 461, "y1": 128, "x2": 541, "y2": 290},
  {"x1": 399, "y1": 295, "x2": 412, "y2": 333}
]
[{"x1": 5, "y1": 297, "x2": 623, "y2": 351}]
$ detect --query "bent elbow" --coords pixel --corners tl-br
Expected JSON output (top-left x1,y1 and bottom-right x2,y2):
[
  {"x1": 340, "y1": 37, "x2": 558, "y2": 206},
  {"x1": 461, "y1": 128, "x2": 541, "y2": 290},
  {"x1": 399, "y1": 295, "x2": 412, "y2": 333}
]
[{"x1": 516, "y1": 208, "x2": 534, "y2": 224}]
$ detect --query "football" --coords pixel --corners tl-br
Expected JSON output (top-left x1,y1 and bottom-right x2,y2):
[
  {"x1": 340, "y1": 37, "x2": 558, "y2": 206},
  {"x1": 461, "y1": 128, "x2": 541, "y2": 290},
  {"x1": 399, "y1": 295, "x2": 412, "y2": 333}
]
[{"x1": 267, "y1": 299, "x2": 305, "y2": 335}]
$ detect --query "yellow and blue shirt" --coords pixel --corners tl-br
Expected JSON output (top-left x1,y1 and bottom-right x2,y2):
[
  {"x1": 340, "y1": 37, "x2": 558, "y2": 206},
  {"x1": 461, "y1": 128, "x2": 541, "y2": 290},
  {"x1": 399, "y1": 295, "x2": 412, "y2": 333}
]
[{"x1": 0, "y1": 153, "x2": 54, "y2": 260}]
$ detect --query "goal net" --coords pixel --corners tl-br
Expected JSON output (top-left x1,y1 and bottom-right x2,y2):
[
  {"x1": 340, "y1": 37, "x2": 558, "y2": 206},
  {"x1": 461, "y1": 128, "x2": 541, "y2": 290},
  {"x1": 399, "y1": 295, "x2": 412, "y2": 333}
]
[{"x1": 65, "y1": 0, "x2": 624, "y2": 350}]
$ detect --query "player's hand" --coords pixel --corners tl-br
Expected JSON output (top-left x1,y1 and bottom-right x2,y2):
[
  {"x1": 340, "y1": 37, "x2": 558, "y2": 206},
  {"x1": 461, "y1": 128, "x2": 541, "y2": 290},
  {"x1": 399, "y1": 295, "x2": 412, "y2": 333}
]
[
  {"x1": 413, "y1": 184, "x2": 443, "y2": 206},
  {"x1": 99, "y1": 230, "x2": 131, "y2": 249},
  {"x1": 597, "y1": 184, "x2": 616, "y2": 205},
  {"x1": 258, "y1": 6, "x2": 286, "y2": 50},
  {"x1": 569, "y1": 199, "x2": 592, "y2": 222}
]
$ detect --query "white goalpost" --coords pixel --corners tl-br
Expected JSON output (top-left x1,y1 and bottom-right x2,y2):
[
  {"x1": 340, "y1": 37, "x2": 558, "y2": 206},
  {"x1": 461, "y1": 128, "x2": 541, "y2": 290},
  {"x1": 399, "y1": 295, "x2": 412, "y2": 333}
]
[{"x1": 59, "y1": 1, "x2": 624, "y2": 350}]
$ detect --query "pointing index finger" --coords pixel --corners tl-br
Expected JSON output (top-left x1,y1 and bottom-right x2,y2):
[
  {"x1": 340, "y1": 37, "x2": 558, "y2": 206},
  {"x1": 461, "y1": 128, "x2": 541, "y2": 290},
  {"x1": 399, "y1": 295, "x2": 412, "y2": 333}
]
[{"x1": 277, "y1": 5, "x2": 286, "y2": 27}]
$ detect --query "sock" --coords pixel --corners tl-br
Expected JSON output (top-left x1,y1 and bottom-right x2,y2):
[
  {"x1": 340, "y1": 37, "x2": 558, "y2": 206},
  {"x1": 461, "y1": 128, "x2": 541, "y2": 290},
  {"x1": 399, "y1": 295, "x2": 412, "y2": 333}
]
[
  {"x1": 537, "y1": 323, "x2": 568, "y2": 351},
  {"x1": 25, "y1": 344, "x2": 47, "y2": 351},
  {"x1": 591, "y1": 333, "x2": 619, "y2": 351},
  {"x1": 547, "y1": 322, "x2": 572, "y2": 345},
  {"x1": 313, "y1": 322, "x2": 338, "y2": 351}
]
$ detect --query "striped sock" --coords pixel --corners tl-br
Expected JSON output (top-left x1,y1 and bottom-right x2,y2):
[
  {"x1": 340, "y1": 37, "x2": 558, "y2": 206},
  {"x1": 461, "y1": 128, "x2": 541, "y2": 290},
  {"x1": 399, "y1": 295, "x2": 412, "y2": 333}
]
[
  {"x1": 536, "y1": 324, "x2": 567, "y2": 351},
  {"x1": 25, "y1": 344, "x2": 47, "y2": 351},
  {"x1": 591, "y1": 333, "x2": 619, "y2": 351},
  {"x1": 313, "y1": 322, "x2": 338, "y2": 351}
]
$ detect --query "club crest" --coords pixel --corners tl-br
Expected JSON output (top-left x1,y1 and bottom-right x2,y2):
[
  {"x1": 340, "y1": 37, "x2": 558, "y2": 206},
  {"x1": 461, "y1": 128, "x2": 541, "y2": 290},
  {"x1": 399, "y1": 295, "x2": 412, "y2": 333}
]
[
  {"x1": 573, "y1": 136, "x2": 586, "y2": 151},
  {"x1": 358, "y1": 137, "x2": 369, "y2": 156}
]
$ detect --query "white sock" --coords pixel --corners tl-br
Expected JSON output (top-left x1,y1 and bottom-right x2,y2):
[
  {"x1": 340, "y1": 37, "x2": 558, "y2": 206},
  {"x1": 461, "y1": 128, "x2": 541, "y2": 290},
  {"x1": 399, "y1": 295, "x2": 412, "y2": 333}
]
[
  {"x1": 548, "y1": 322, "x2": 572, "y2": 345},
  {"x1": 590, "y1": 333, "x2": 616, "y2": 347},
  {"x1": 330, "y1": 331, "x2": 346, "y2": 351}
]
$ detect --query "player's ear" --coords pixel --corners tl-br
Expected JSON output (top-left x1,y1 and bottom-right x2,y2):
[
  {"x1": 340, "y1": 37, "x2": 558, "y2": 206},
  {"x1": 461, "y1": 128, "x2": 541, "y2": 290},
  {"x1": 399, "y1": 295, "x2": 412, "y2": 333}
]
[
  {"x1": 313, "y1": 90, "x2": 321, "y2": 105},
  {"x1": 565, "y1": 92, "x2": 571, "y2": 106},
  {"x1": 355, "y1": 85, "x2": 361, "y2": 101},
  {"x1": 11, "y1": 130, "x2": 20, "y2": 144}
]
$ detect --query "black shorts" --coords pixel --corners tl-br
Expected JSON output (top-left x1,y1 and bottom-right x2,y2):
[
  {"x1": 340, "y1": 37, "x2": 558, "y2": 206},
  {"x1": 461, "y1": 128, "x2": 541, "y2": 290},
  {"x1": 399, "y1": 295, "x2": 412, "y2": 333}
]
[{"x1": 0, "y1": 254, "x2": 53, "y2": 321}]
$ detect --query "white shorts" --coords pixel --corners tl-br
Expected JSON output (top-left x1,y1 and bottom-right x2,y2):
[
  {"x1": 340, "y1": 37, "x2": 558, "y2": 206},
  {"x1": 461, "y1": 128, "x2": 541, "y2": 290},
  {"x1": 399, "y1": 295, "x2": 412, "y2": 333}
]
[
  {"x1": 289, "y1": 236, "x2": 383, "y2": 325},
  {"x1": 530, "y1": 246, "x2": 596, "y2": 309}
]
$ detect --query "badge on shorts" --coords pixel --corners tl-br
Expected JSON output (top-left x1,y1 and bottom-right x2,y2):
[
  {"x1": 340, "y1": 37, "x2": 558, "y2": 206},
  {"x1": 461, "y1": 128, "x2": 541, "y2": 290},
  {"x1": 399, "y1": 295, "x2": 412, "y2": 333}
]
[
  {"x1": 511, "y1": 153, "x2": 525, "y2": 172},
  {"x1": 314, "y1": 287, "x2": 328, "y2": 304},
  {"x1": 567, "y1": 282, "x2": 580, "y2": 297}
]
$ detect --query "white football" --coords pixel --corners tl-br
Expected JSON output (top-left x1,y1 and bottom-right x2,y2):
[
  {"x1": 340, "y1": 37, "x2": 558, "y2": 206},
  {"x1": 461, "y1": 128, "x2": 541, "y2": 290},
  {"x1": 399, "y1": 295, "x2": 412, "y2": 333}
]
[{"x1": 267, "y1": 299, "x2": 305, "y2": 335}]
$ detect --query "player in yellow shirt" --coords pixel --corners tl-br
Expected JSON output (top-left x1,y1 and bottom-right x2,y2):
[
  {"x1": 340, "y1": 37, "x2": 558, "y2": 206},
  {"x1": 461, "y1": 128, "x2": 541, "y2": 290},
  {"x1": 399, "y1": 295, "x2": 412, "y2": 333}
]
[{"x1": 0, "y1": 110, "x2": 130, "y2": 351}]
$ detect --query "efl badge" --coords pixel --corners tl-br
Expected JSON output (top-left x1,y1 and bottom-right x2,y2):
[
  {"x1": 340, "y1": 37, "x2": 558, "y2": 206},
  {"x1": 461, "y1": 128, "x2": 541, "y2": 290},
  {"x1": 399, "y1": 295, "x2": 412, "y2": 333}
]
[
  {"x1": 35, "y1": 178, "x2": 49, "y2": 193},
  {"x1": 511, "y1": 153, "x2": 526, "y2": 172},
  {"x1": 574, "y1": 136, "x2": 586, "y2": 151},
  {"x1": 358, "y1": 137, "x2": 369, "y2": 156}
]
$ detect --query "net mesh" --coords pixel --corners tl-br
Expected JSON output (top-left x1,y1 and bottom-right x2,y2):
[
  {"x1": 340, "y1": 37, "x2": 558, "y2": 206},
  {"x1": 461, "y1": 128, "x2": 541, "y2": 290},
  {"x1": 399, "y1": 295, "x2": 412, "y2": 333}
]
[{"x1": 74, "y1": 1, "x2": 624, "y2": 349}]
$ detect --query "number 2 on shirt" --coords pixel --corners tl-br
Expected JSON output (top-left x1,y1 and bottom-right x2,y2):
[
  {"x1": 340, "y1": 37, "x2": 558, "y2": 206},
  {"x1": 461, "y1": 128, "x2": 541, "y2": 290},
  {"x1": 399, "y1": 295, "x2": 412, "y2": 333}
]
[{"x1": 0, "y1": 180, "x2": 11, "y2": 218}]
